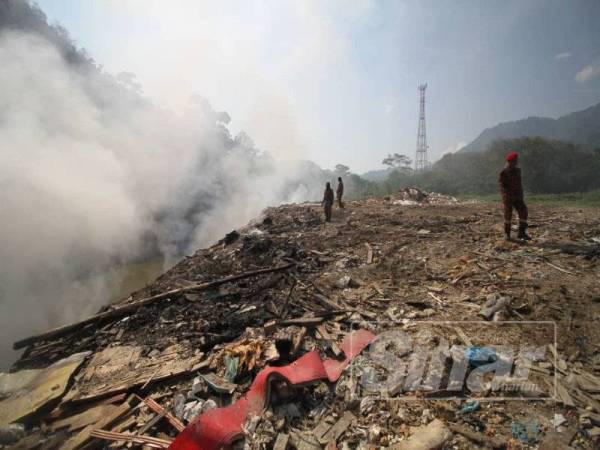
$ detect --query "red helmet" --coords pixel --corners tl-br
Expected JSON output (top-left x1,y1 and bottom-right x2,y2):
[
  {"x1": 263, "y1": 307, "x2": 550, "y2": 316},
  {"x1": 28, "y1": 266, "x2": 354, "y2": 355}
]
[{"x1": 506, "y1": 151, "x2": 519, "y2": 162}]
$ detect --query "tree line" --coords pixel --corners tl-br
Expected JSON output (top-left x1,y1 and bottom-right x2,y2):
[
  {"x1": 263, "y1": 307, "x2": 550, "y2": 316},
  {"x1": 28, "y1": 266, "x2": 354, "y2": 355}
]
[{"x1": 340, "y1": 137, "x2": 600, "y2": 199}]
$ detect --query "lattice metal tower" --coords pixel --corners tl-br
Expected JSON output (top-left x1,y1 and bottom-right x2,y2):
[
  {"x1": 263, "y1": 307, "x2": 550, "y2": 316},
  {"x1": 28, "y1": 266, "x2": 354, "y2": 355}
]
[{"x1": 415, "y1": 83, "x2": 430, "y2": 171}]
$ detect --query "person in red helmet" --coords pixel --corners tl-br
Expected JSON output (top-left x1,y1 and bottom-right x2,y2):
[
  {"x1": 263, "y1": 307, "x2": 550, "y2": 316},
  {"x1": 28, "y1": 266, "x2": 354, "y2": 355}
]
[{"x1": 499, "y1": 152, "x2": 530, "y2": 240}]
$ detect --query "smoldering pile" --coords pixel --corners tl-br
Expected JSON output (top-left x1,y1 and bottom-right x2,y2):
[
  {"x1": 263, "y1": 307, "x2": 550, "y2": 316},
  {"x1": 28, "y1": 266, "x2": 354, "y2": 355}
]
[{"x1": 2, "y1": 198, "x2": 600, "y2": 449}]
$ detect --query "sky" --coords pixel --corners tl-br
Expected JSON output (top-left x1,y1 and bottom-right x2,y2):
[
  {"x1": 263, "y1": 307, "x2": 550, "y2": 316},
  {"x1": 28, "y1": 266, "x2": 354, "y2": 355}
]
[{"x1": 36, "y1": 0, "x2": 600, "y2": 173}]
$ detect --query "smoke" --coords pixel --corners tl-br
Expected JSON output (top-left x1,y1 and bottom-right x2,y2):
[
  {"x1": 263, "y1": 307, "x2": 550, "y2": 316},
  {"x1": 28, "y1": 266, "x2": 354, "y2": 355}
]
[{"x1": 0, "y1": 2, "x2": 327, "y2": 368}]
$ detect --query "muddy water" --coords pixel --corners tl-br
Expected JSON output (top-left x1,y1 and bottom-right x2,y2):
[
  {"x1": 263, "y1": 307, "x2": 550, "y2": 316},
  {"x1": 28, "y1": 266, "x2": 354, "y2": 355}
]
[
  {"x1": 105, "y1": 256, "x2": 174, "y2": 304},
  {"x1": 2, "y1": 257, "x2": 173, "y2": 370}
]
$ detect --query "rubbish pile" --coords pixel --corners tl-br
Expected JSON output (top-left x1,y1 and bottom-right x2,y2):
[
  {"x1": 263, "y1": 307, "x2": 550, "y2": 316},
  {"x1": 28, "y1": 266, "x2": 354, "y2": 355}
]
[
  {"x1": 392, "y1": 187, "x2": 458, "y2": 206},
  {"x1": 1, "y1": 198, "x2": 599, "y2": 449}
]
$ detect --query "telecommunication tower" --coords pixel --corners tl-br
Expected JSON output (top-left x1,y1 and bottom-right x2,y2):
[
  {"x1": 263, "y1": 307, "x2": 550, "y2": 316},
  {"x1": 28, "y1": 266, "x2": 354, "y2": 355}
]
[{"x1": 415, "y1": 83, "x2": 429, "y2": 171}]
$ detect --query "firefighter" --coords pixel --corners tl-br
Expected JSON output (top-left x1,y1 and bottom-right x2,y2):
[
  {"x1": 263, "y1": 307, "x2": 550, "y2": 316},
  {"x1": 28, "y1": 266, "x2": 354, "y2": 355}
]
[
  {"x1": 336, "y1": 177, "x2": 344, "y2": 208},
  {"x1": 499, "y1": 152, "x2": 530, "y2": 241},
  {"x1": 322, "y1": 182, "x2": 334, "y2": 222}
]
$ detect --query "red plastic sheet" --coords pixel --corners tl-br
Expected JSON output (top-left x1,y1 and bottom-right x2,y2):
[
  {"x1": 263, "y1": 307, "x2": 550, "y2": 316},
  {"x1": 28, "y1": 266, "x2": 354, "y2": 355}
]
[{"x1": 169, "y1": 329, "x2": 377, "y2": 450}]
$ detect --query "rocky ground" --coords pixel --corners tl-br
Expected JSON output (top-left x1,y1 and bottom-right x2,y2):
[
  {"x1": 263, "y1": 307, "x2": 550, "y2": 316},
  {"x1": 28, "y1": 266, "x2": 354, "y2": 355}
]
[{"x1": 2, "y1": 192, "x2": 600, "y2": 449}]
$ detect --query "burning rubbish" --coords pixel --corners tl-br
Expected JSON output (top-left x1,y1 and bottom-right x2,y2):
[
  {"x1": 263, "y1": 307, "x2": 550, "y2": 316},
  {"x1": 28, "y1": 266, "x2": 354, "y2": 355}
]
[{"x1": 1, "y1": 198, "x2": 599, "y2": 449}]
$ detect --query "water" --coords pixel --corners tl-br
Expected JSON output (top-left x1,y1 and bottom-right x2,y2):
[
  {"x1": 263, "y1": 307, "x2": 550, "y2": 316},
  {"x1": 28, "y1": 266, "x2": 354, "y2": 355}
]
[
  {"x1": 105, "y1": 257, "x2": 171, "y2": 304},
  {"x1": 1, "y1": 256, "x2": 171, "y2": 370}
]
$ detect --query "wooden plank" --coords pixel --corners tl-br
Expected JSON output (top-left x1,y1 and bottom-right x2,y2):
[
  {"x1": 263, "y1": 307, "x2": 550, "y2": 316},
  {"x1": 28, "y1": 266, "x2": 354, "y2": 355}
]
[
  {"x1": 313, "y1": 419, "x2": 334, "y2": 441},
  {"x1": 64, "y1": 345, "x2": 206, "y2": 403},
  {"x1": 318, "y1": 411, "x2": 356, "y2": 444},
  {"x1": 273, "y1": 433, "x2": 290, "y2": 450},
  {"x1": 61, "y1": 399, "x2": 134, "y2": 450},
  {"x1": 138, "y1": 411, "x2": 165, "y2": 435},
  {"x1": 0, "y1": 352, "x2": 89, "y2": 427},
  {"x1": 140, "y1": 396, "x2": 185, "y2": 432},
  {"x1": 314, "y1": 294, "x2": 345, "y2": 311},
  {"x1": 50, "y1": 404, "x2": 118, "y2": 432},
  {"x1": 89, "y1": 429, "x2": 172, "y2": 449},
  {"x1": 281, "y1": 317, "x2": 324, "y2": 326}
]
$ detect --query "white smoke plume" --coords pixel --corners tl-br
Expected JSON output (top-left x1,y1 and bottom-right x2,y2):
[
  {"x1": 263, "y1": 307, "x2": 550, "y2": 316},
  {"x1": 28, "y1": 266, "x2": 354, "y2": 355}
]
[{"x1": 0, "y1": 3, "x2": 328, "y2": 368}]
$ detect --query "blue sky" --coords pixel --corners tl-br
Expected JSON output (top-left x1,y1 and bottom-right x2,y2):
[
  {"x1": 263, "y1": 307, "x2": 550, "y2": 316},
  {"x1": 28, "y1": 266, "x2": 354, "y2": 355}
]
[{"x1": 37, "y1": 0, "x2": 600, "y2": 172}]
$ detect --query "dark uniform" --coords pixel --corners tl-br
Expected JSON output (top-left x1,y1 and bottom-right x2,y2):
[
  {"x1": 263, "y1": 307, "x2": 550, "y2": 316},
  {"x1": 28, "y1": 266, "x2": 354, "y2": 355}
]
[
  {"x1": 499, "y1": 166, "x2": 528, "y2": 238},
  {"x1": 323, "y1": 186, "x2": 334, "y2": 222},
  {"x1": 336, "y1": 180, "x2": 344, "y2": 208}
]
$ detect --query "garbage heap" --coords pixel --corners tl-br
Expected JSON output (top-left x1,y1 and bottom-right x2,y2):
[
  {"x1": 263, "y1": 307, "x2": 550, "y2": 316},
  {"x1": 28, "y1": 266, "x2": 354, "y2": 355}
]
[
  {"x1": 392, "y1": 187, "x2": 458, "y2": 206},
  {"x1": 1, "y1": 198, "x2": 599, "y2": 450}
]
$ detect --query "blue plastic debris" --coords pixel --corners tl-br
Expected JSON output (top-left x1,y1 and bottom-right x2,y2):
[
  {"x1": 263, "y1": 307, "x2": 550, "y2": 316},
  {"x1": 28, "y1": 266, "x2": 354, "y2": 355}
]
[
  {"x1": 458, "y1": 400, "x2": 481, "y2": 414},
  {"x1": 511, "y1": 420, "x2": 542, "y2": 444},
  {"x1": 224, "y1": 355, "x2": 239, "y2": 383},
  {"x1": 465, "y1": 347, "x2": 497, "y2": 367}
]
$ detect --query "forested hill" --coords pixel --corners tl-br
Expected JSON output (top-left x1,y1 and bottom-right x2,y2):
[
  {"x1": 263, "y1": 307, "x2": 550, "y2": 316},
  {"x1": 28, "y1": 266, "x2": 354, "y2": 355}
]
[{"x1": 460, "y1": 102, "x2": 600, "y2": 153}]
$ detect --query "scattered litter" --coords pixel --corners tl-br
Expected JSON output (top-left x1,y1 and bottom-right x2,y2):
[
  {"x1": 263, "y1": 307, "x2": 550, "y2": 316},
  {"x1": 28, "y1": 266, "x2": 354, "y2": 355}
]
[
  {"x1": 0, "y1": 424, "x2": 25, "y2": 445},
  {"x1": 392, "y1": 419, "x2": 452, "y2": 450},
  {"x1": 201, "y1": 372, "x2": 236, "y2": 394},
  {"x1": 511, "y1": 420, "x2": 542, "y2": 444},
  {"x1": 479, "y1": 295, "x2": 510, "y2": 320},
  {"x1": 5, "y1": 199, "x2": 599, "y2": 449},
  {"x1": 553, "y1": 413, "x2": 567, "y2": 428},
  {"x1": 465, "y1": 347, "x2": 497, "y2": 367},
  {"x1": 0, "y1": 352, "x2": 89, "y2": 426},
  {"x1": 458, "y1": 400, "x2": 481, "y2": 415}
]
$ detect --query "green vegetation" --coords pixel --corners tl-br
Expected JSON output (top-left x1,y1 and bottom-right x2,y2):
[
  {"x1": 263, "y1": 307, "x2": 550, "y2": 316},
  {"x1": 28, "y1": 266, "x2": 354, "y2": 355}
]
[{"x1": 346, "y1": 137, "x2": 600, "y2": 205}]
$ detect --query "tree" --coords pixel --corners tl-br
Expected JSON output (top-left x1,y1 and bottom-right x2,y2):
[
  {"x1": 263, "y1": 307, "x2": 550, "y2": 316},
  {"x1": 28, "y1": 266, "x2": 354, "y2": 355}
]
[
  {"x1": 334, "y1": 164, "x2": 350, "y2": 176},
  {"x1": 382, "y1": 153, "x2": 412, "y2": 171},
  {"x1": 233, "y1": 131, "x2": 259, "y2": 157}
]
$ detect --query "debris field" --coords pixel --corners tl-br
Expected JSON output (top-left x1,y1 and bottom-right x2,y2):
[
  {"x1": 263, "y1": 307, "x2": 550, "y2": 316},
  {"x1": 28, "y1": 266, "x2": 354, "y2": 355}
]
[{"x1": 1, "y1": 190, "x2": 600, "y2": 450}]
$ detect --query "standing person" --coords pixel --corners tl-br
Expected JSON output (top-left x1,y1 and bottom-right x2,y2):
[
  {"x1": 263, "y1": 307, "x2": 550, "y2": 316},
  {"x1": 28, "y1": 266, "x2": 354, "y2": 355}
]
[
  {"x1": 499, "y1": 152, "x2": 530, "y2": 241},
  {"x1": 322, "y1": 182, "x2": 334, "y2": 222},
  {"x1": 336, "y1": 177, "x2": 344, "y2": 208}
]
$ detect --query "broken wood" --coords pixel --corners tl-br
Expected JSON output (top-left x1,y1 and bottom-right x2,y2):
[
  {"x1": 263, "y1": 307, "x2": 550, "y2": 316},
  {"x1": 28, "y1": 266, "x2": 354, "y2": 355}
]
[
  {"x1": 291, "y1": 327, "x2": 307, "y2": 355},
  {"x1": 544, "y1": 260, "x2": 575, "y2": 275},
  {"x1": 273, "y1": 432, "x2": 290, "y2": 450},
  {"x1": 279, "y1": 277, "x2": 297, "y2": 319},
  {"x1": 316, "y1": 324, "x2": 342, "y2": 357},
  {"x1": 448, "y1": 423, "x2": 507, "y2": 449},
  {"x1": 280, "y1": 316, "x2": 324, "y2": 326},
  {"x1": 314, "y1": 293, "x2": 345, "y2": 311},
  {"x1": 314, "y1": 411, "x2": 356, "y2": 444},
  {"x1": 49, "y1": 404, "x2": 118, "y2": 432},
  {"x1": 137, "y1": 411, "x2": 166, "y2": 435},
  {"x1": 61, "y1": 397, "x2": 136, "y2": 450},
  {"x1": 365, "y1": 243, "x2": 373, "y2": 264},
  {"x1": 89, "y1": 429, "x2": 172, "y2": 449},
  {"x1": 64, "y1": 345, "x2": 207, "y2": 403},
  {"x1": 139, "y1": 396, "x2": 185, "y2": 432},
  {"x1": 453, "y1": 326, "x2": 473, "y2": 347},
  {"x1": 14, "y1": 263, "x2": 295, "y2": 349}
]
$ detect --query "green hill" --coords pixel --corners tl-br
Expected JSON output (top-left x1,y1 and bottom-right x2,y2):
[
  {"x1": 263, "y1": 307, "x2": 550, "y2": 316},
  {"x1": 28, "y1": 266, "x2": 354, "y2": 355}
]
[{"x1": 460, "y1": 102, "x2": 600, "y2": 153}]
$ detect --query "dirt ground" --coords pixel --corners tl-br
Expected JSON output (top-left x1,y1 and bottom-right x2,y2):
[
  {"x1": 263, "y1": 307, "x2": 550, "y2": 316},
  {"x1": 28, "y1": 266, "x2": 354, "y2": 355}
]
[{"x1": 4, "y1": 195, "x2": 600, "y2": 449}]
